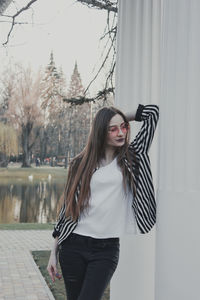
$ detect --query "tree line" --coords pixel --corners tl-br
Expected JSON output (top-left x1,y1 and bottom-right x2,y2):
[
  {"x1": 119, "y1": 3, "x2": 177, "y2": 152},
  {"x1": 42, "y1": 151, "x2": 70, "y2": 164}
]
[{"x1": 0, "y1": 53, "x2": 114, "y2": 168}]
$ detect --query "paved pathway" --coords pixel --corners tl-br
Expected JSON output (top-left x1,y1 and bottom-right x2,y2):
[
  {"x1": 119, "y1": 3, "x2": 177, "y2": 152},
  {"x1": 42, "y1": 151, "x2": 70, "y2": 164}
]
[{"x1": 0, "y1": 230, "x2": 56, "y2": 300}]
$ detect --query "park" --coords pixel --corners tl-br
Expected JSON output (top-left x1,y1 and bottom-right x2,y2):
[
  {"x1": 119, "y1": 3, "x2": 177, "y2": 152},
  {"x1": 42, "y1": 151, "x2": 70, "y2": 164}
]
[{"x1": 1, "y1": 0, "x2": 200, "y2": 300}]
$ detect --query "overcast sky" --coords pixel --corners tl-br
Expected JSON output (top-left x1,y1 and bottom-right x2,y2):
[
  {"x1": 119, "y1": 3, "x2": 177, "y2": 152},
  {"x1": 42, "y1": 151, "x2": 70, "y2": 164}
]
[{"x1": 0, "y1": 0, "x2": 115, "y2": 95}]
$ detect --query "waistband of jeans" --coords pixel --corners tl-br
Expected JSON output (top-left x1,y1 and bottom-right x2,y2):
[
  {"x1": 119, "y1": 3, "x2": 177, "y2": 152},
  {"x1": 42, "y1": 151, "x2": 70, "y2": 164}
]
[{"x1": 69, "y1": 233, "x2": 119, "y2": 243}]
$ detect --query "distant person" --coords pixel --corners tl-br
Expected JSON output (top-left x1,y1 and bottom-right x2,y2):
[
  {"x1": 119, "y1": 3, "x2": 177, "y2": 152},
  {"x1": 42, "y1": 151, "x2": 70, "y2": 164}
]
[
  {"x1": 47, "y1": 104, "x2": 159, "y2": 300},
  {"x1": 52, "y1": 156, "x2": 56, "y2": 167},
  {"x1": 35, "y1": 157, "x2": 40, "y2": 167},
  {"x1": 35, "y1": 158, "x2": 39, "y2": 167}
]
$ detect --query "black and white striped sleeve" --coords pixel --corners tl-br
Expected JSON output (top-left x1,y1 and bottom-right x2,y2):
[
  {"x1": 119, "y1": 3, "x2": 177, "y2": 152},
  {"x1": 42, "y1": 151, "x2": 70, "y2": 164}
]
[
  {"x1": 52, "y1": 200, "x2": 78, "y2": 243},
  {"x1": 52, "y1": 203, "x2": 66, "y2": 238},
  {"x1": 129, "y1": 104, "x2": 159, "y2": 154},
  {"x1": 128, "y1": 104, "x2": 159, "y2": 233}
]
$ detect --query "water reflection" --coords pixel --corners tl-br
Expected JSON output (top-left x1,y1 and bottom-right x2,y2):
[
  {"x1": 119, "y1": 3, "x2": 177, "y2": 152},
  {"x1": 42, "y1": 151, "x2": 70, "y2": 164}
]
[{"x1": 0, "y1": 179, "x2": 65, "y2": 223}]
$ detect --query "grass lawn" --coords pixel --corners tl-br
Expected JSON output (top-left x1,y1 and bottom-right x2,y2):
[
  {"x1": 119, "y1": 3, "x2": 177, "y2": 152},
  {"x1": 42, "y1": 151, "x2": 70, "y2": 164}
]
[
  {"x1": 0, "y1": 168, "x2": 110, "y2": 300},
  {"x1": 32, "y1": 250, "x2": 66, "y2": 300},
  {"x1": 0, "y1": 166, "x2": 67, "y2": 184},
  {"x1": 0, "y1": 223, "x2": 54, "y2": 230},
  {"x1": 32, "y1": 250, "x2": 110, "y2": 300},
  {"x1": 0, "y1": 223, "x2": 110, "y2": 299}
]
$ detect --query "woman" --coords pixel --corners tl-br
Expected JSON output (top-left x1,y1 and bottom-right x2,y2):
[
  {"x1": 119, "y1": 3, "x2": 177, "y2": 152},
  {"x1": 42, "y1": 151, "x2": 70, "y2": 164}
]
[{"x1": 47, "y1": 103, "x2": 159, "y2": 300}]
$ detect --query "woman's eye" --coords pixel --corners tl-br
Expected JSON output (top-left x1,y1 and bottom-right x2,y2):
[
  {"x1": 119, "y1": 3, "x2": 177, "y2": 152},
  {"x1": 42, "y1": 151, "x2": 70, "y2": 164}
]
[
  {"x1": 110, "y1": 127, "x2": 118, "y2": 132},
  {"x1": 121, "y1": 124, "x2": 128, "y2": 130}
]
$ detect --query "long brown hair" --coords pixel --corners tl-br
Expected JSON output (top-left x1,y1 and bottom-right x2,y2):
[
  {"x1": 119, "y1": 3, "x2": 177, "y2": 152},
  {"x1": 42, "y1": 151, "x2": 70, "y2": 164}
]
[{"x1": 62, "y1": 106, "x2": 137, "y2": 221}]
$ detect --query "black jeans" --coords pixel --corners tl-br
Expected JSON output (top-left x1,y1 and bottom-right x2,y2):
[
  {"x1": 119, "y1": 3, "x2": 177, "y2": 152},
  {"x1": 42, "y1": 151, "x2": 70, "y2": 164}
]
[{"x1": 58, "y1": 233, "x2": 120, "y2": 300}]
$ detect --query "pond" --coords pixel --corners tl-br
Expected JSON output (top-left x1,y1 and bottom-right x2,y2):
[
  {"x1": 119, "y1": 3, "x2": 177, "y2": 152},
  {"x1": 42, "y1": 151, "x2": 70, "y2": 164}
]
[{"x1": 0, "y1": 167, "x2": 67, "y2": 224}]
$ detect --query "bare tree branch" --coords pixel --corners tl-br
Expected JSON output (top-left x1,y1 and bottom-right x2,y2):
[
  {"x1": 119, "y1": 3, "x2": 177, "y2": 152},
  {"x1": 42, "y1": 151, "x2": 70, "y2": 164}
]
[
  {"x1": 0, "y1": 0, "x2": 12, "y2": 15},
  {"x1": 0, "y1": 20, "x2": 28, "y2": 24},
  {"x1": 1, "y1": 0, "x2": 118, "y2": 104},
  {"x1": 82, "y1": 7, "x2": 117, "y2": 101},
  {"x1": 2, "y1": 0, "x2": 38, "y2": 46},
  {"x1": 63, "y1": 87, "x2": 114, "y2": 106},
  {"x1": 104, "y1": 10, "x2": 116, "y2": 94},
  {"x1": 77, "y1": 0, "x2": 118, "y2": 13},
  {"x1": 100, "y1": 25, "x2": 117, "y2": 40},
  {"x1": 1, "y1": 14, "x2": 14, "y2": 17},
  {"x1": 83, "y1": 38, "x2": 114, "y2": 96}
]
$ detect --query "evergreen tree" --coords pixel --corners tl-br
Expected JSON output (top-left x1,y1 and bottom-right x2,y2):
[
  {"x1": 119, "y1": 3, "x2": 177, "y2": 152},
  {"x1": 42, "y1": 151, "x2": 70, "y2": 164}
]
[
  {"x1": 66, "y1": 62, "x2": 91, "y2": 157},
  {"x1": 40, "y1": 52, "x2": 67, "y2": 160},
  {"x1": 42, "y1": 51, "x2": 65, "y2": 112},
  {"x1": 67, "y1": 61, "x2": 85, "y2": 98}
]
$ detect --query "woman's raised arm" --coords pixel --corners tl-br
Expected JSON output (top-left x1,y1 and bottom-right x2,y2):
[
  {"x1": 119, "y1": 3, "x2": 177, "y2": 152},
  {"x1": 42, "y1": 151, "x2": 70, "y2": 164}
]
[{"x1": 128, "y1": 104, "x2": 159, "y2": 154}]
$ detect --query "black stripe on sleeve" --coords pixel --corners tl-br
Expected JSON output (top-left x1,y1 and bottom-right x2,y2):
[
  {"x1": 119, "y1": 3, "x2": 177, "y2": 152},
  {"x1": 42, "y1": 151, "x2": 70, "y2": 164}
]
[{"x1": 135, "y1": 104, "x2": 145, "y2": 121}]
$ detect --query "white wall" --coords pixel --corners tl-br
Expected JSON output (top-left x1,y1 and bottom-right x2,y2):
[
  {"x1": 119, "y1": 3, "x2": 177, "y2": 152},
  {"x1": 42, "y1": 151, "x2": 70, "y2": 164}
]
[
  {"x1": 155, "y1": 1, "x2": 200, "y2": 299},
  {"x1": 111, "y1": 1, "x2": 160, "y2": 300},
  {"x1": 112, "y1": 0, "x2": 200, "y2": 299}
]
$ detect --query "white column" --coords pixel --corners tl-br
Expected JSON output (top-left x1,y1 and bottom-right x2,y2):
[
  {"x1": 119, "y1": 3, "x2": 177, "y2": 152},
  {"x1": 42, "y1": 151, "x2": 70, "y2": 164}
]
[
  {"x1": 156, "y1": 1, "x2": 200, "y2": 299},
  {"x1": 111, "y1": 1, "x2": 160, "y2": 300}
]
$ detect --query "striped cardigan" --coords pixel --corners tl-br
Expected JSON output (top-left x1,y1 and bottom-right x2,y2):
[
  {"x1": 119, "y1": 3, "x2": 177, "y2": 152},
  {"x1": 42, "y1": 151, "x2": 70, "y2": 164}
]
[{"x1": 53, "y1": 104, "x2": 159, "y2": 245}]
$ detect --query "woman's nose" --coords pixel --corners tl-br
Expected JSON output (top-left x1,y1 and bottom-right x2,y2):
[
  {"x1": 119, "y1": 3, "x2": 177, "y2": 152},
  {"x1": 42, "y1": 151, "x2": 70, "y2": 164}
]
[{"x1": 117, "y1": 128, "x2": 124, "y2": 136}]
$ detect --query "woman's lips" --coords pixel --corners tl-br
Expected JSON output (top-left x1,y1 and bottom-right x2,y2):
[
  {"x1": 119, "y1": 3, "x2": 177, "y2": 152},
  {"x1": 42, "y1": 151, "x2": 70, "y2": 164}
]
[{"x1": 116, "y1": 138, "x2": 124, "y2": 142}]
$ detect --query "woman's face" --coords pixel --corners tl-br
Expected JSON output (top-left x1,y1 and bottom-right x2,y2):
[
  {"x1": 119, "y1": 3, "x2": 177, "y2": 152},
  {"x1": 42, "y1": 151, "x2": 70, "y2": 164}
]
[{"x1": 106, "y1": 114, "x2": 128, "y2": 148}]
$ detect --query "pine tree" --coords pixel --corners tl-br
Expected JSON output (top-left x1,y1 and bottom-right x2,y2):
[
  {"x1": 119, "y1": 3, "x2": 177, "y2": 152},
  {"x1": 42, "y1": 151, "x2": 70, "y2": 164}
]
[
  {"x1": 67, "y1": 61, "x2": 85, "y2": 98},
  {"x1": 40, "y1": 52, "x2": 67, "y2": 160},
  {"x1": 66, "y1": 62, "x2": 91, "y2": 157},
  {"x1": 41, "y1": 51, "x2": 66, "y2": 112}
]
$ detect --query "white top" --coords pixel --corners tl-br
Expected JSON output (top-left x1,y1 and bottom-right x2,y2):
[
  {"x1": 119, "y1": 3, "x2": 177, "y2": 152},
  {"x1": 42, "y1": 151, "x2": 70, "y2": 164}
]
[{"x1": 73, "y1": 157, "x2": 138, "y2": 238}]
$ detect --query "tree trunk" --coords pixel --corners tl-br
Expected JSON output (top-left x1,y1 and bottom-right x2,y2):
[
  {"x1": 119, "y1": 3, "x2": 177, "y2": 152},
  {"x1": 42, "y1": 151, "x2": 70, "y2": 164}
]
[
  {"x1": 40, "y1": 128, "x2": 48, "y2": 163},
  {"x1": 21, "y1": 123, "x2": 32, "y2": 168},
  {"x1": 0, "y1": 152, "x2": 8, "y2": 167}
]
